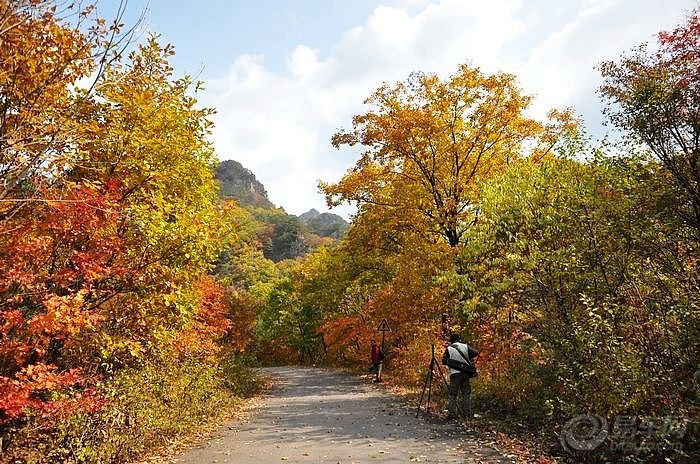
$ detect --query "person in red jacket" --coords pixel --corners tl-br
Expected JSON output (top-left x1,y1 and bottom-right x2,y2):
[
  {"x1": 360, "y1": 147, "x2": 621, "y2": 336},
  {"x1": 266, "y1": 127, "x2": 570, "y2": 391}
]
[{"x1": 369, "y1": 339, "x2": 384, "y2": 382}]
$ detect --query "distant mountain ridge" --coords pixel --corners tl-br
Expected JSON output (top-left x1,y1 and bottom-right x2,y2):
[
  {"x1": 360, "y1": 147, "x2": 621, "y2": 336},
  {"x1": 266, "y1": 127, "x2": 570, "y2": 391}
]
[
  {"x1": 214, "y1": 160, "x2": 349, "y2": 262},
  {"x1": 298, "y1": 208, "x2": 349, "y2": 239}
]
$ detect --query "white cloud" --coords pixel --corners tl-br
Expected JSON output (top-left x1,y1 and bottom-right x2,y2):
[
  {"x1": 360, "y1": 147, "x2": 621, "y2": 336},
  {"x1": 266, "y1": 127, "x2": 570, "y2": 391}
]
[
  {"x1": 286, "y1": 46, "x2": 322, "y2": 79},
  {"x1": 515, "y1": 0, "x2": 697, "y2": 127},
  {"x1": 204, "y1": 0, "x2": 697, "y2": 219}
]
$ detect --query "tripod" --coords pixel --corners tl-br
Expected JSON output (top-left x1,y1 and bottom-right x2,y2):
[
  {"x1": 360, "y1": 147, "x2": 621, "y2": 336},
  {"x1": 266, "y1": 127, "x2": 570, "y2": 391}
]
[{"x1": 416, "y1": 344, "x2": 449, "y2": 417}]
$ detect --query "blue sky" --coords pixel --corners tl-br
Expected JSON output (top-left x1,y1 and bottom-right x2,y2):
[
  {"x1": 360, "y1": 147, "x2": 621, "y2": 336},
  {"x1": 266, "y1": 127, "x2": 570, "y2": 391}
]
[
  {"x1": 144, "y1": 1, "x2": 385, "y2": 77},
  {"x1": 113, "y1": 0, "x2": 697, "y2": 218}
]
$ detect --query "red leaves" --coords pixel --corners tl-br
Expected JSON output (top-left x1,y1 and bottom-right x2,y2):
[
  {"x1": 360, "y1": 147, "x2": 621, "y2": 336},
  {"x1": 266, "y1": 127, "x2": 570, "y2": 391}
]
[
  {"x1": 657, "y1": 9, "x2": 700, "y2": 100},
  {"x1": 319, "y1": 314, "x2": 367, "y2": 363},
  {"x1": 174, "y1": 276, "x2": 239, "y2": 360},
  {"x1": 1, "y1": 309, "x2": 23, "y2": 333},
  {"x1": 0, "y1": 364, "x2": 101, "y2": 424},
  {"x1": 28, "y1": 293, "x2": 104, "y2": 343},
  {"x1": 0, "y1": 180, "x2": 131, "y2": 424},
  {"x1": 658, "y1": 9, "x2": 700, "y2": 59}
]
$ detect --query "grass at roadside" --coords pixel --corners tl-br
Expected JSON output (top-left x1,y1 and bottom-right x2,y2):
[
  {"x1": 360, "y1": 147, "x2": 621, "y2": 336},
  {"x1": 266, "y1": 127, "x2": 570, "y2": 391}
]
[{"x1": 0, "y1": 354, "x2": 272, "y2": 464}]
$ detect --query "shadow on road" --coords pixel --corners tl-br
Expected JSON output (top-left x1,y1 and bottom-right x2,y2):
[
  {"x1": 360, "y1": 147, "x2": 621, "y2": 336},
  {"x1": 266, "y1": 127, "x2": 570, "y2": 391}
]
[{"x1": 173, "y1": 366, "x2": 511, "y2": 464}]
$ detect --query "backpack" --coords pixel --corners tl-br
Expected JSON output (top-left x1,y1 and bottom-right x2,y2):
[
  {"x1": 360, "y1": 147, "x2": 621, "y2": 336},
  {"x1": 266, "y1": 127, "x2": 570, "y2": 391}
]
[{"x1": 444, "y1": 343, "x2": 477, "y2": 378}]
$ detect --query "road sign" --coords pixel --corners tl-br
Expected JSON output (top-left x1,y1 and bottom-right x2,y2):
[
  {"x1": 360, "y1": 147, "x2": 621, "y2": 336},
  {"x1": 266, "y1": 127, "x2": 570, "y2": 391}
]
[{"x1": 377, "y1": 318, "x2": 391, "y2": 332}]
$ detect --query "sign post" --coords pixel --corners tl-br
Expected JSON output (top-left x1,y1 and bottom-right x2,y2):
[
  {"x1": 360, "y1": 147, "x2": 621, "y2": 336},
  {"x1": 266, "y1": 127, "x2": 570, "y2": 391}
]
[{"x1": 376, "y1": 318, "x2": 391, "y2": 382}]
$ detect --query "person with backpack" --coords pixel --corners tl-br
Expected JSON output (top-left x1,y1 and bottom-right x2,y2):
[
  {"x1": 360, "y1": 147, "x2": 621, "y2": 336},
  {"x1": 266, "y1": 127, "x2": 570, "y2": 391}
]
[{"x1": 442, "y1": 333, "x2": 479, "y2": 419}]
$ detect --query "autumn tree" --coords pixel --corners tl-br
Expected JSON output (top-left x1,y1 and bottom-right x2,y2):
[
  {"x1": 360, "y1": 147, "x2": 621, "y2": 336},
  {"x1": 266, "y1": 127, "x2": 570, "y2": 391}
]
[
  {"x1": 458, "y1": 152, "x2": 644, "y2": 413},
  {"x1": 323, "y1": 64, "x2": 576, "y2": 248},
  {"x1": 597, "y1": 14, "x2": 700, "y2": 451},
  {"x1": 0, "y1": 0, "x2": 133, "y2": 220},
  {"x1": 600, "y1": 8, "x2": 700, "y2": 235},
  {"x1": 0, "y1": 0, "x2": 132, "y2": 427},
  {"x1": 0, "y1": 10, "x2": 234, "y2": 456},
  {"x1": 314, "y1": 64, "x2": 577, "y2": 377},
  {"x1": 0, "y1": 2, "x2": 270, "y2": 462}
]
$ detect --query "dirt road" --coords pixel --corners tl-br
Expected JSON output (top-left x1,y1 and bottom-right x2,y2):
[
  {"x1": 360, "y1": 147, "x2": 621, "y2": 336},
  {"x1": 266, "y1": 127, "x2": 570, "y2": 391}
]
[{"x1": 173, "y1": 366, "x2": 512, "y2": 464}]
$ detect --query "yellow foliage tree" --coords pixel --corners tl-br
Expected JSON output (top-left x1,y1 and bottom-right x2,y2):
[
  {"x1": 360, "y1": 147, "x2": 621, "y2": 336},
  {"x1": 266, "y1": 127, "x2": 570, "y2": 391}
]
[
  {"x1": 323, "y1": 64, "x2": 576, "y2": 248},
  {"x1": 316, "y1": 64, "x2": 576, "y2": 379}
]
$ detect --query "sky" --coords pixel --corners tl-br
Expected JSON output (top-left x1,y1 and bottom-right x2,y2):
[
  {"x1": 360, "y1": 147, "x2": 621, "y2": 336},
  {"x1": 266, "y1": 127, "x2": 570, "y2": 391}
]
[{"x1": 113, "y1": 0, "x2": 697, "y2": 219}]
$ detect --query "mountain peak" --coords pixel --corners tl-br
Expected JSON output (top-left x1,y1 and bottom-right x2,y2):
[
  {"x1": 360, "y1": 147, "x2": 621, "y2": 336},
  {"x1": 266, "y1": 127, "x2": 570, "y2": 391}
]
[
  {"x1": 299, "y1": 208, "x2": 320, "y2": 221},
  {"x1": 215, "y1": 159, "x2": 274, "y2": 208},
  {"x1": 298, "y1": 209, "x2": 349, "y2": 239}
]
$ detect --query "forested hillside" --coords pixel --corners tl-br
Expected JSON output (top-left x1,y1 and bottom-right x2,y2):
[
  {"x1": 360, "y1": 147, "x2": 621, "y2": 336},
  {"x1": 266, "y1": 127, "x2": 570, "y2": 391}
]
[
  {"x1": 214, "y1": 161, "x2": 349, "y2": 261},
  {"x1": 298, "y1": 208, "x2": 350, "y2": 239}
]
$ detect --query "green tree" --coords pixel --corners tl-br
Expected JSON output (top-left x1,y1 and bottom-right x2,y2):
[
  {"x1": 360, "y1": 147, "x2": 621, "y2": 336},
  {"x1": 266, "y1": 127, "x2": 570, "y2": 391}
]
[{"x1": 600, "y1": 9, "x2": 700, "y2": 235}]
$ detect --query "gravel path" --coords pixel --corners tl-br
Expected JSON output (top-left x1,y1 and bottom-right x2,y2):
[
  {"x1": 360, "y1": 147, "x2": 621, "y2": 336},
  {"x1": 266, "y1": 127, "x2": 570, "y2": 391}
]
[{"x1": 173, "y1": 366, "x2": 512, "y2": 464}]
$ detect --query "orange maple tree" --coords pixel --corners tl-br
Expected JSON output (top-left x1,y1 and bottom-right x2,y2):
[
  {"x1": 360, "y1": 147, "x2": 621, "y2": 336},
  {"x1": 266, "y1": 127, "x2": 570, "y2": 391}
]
[{"x1": 0, "y1": 2, "x2": 234, "y2": 433}]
